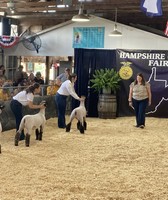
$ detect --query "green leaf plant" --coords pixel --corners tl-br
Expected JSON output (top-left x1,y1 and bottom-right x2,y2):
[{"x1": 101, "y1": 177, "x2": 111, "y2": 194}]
[{"x1": 90, "y1": 68, "x2": 121, "y2": 94}]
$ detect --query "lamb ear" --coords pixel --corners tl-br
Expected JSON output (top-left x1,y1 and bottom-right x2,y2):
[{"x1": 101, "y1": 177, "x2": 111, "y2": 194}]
[
  {"x1": 81, "y1": 96, "x2": 86, "y2": 100},
  {"x1": 40, "y1": 100, "x2": 47, "y2": 107}
]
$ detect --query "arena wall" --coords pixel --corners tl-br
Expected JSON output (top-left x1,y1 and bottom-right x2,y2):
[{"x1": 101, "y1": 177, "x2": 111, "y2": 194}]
[{"x1": 0, "y1": 95, "x2": 65, "y2": 131}]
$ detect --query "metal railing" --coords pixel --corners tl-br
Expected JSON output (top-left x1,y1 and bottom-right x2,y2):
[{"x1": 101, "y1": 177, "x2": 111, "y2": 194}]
[{"x1": 0, "y1": 84, "x2": 52, "y2": 101}]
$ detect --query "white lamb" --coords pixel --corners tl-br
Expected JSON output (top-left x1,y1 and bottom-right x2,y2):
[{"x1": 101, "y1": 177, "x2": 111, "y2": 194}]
[
  {"x1": 66, "y1": 96, "x2": 87, "y2": 134},
  {"x1": 15, "y1": 102, "x2": 46, "y2": 147}
]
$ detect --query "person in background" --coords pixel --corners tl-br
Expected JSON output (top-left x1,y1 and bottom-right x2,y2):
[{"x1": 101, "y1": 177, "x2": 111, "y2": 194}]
[
  {"x1": 34, "y1": 72, "x2": 44, "y2": 85},
  {"x1": 55, "y1": 73, "x2": 82, "y2": 128},
  {"x1": 0, "y1": 81, "x2": 13, "y2": 100},
  {"x1": 56, "y1": 68, "x2": 72, "y2": 112},
  {"x1": 47, "y1": 80, "x2": 59, "y2": 95},
  {"x1": 0, "y1": 78, "x2": 5, "y2": 100},
  {"x1": 13, "y1": 79, "x2": 29, "y2": 96},
  {"x1": 10, "y1": 82, "x2": 45, "y2": 140},
  {"x1": 0, "y1": 64, "x2": 5, "y2": 74},
  {"x1": 0, "y1": 65, "x2": 7, "y2": 81},
  {"x1": 0, "y1": 78, "x2": 4, "y2": 87},
  {"x1": 56, "y1": 68, "x2": 71, "y2": 86},
  {"x1": 28, "y1": 72, "x2": 35, "y2": 85},
  {"x1": 128, "y1": 73, "x2": 152, "y2": 129},
  {"x1": 14, "y1": 65, "x2": 28, "y2": 86}
]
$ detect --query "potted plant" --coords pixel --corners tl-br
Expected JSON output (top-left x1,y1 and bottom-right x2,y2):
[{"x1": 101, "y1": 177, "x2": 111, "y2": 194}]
[{"x1": 90, "y1": 68, "x2": 121, "y2": 119}]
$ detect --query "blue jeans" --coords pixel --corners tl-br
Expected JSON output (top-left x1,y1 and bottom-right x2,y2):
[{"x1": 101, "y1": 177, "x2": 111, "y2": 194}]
[
  {"x1": 132, "y1": 98, "x2": 148, "y2": 126},
  {"x1": 10, "y1": 99, "x2": 24, "y2": 139},
  {"x1": 55, "y1": 93, "x2": 67, "y2": 128}
]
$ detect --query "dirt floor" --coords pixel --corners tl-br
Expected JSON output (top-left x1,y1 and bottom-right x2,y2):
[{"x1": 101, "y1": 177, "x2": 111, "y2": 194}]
[{"x1": 0, "y1": 116, "x2": 168, "y2": 200}]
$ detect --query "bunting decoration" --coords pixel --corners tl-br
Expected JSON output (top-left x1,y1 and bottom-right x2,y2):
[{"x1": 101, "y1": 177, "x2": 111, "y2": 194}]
[
  {"x1": 0, "y1": 35, "x2": 19, "y2": 48},
  {"x1": 140, "y1": 0, "x2": 163, "y2": 17},
  {"x1": 164, "y1": 21, "x2": 168, "y2": 36}
]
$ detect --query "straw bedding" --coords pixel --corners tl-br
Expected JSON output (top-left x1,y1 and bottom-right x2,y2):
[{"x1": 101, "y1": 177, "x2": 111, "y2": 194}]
[{"x1": 0, "y1": 116, "x2": 168, "y2": 200}]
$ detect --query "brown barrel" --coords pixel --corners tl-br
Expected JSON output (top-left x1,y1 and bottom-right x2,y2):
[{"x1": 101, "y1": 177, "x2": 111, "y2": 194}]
[{"x1": 98, "y1": 94, "x2": 117, "y2": 119}]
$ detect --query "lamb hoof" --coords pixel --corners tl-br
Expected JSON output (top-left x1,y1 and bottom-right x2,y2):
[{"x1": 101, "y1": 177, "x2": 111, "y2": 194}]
[
  {"x1": 80, "y1": 131, "x2": 84, "y2": 134},
  {"x1": 79, "y1": 125, "x2": 85, "y2": 134},
  {"x1": 84, "y1": 122, "x2": 87, "y2": 130},
  {"x1": 38, "y1": 132, "x2": 42, "y2": 140},
  {"x1": 66, "y1": 123, "x2": 71, "y2": 132},
  {"x1": 35, "y1": 129, "x2": 40, "y2": 140},
  {"x1": 80, "y1": 128, "x2": 85, "y2": 134},
  {"x1": 15, "y1": 132, "x2": 20, "y2": 146},
  {"x1": 25, "y1": 134, "x2": 30, "y2": 147},
  {"x1": 77, "y1": 121, "x2": 80, "y2": 130}
]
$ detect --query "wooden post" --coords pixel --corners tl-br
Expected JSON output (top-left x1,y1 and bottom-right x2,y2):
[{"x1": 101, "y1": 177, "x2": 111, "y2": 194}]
[{"x1": 45, "y1": 56, "x2": 50, "y2": 85}]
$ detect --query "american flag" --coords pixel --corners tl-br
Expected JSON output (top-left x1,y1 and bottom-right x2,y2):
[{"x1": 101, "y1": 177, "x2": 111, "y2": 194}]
[
  {"x1": 140, "y1": 0, "x2": 162, "y2": 17},
  {"x1": 164, "y1": 21, "x2": 168, "y2": 36}
]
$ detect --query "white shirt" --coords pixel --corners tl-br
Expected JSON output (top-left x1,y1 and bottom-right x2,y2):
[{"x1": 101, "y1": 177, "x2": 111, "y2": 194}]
[
  {"x1": 57, "y1": 80, "x2": 80, "y2": 100},
  {"x1": 13, "y1": 90, "x2": 34, "y2": 106}
]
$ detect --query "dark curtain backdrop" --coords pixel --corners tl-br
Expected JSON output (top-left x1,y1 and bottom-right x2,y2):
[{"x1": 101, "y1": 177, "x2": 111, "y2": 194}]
[
  {"x1": 72, "y1": 48, "x2": 168, "y2": 118},
  {"x1": 73, "y1": 48, "x2": 116, "y2": 117}
]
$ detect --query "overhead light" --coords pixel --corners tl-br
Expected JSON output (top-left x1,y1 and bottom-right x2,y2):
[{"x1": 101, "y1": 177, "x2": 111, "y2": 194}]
[
  {"x1": 57, "y1": 5, "x2": 65, "y2": 8},
  {"x1": 7, "y1": 1, "x2": 14, "y2": 9},
  {"x1": 72, "y1": 3, "x2": 90, "y2": 22},
  {"x1": 10, "y1": 8, "x2": 15, "y2": 14},
  {"x1": 109, "y1": 8, "x2": 122, "y2": 36},
  {"x1": 109, "y1": 24, "x2": 122, "y2": 36},
  {"x1": 7, "y1": 1, "x2": 15, "y2": 13}
]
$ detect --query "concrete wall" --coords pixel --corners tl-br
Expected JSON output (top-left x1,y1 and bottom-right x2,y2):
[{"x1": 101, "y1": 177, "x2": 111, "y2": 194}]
[{"x1": 0, "y1": 95, "x2": 58, "y2": 131}]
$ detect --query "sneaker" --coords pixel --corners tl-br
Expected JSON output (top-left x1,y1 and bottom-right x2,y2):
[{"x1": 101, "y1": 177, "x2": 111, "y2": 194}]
[
  {"x1": 134, "y1": 125, "x2": 139, "y2": 128},
  {"x1": 139, "y1": 125, "x2": 144, "y2": 129},
  {"x1": 58, "y1": 126, "x2": 66, "y2": 129}
]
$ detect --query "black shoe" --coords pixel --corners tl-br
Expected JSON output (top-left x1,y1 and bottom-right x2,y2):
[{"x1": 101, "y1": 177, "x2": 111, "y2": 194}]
[
  {"x1": 139, "y1": 125, "x2": 144, "y2": 129},
  {"x1": 134, "y1": 125, "x2": 139, "y2": 128}
]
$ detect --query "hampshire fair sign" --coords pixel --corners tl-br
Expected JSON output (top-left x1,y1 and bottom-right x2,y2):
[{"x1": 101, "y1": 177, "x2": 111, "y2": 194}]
[{"x1": 116, "y1": 49, "x2": 168, "y2": 118}]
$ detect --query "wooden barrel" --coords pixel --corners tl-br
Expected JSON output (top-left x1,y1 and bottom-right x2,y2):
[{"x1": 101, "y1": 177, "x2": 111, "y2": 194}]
[{"x1": 98, "y1": 94, "x2": 117, "y2": 119}]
